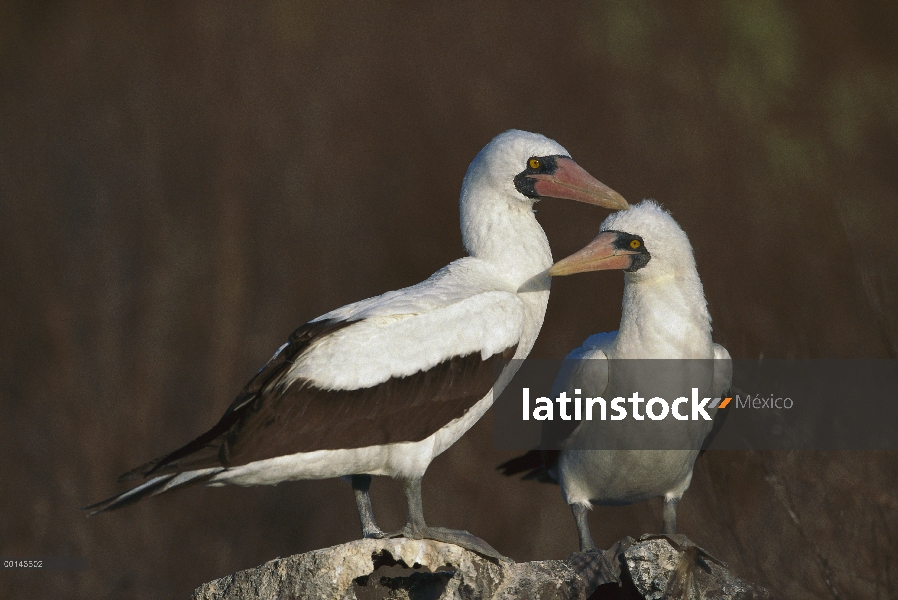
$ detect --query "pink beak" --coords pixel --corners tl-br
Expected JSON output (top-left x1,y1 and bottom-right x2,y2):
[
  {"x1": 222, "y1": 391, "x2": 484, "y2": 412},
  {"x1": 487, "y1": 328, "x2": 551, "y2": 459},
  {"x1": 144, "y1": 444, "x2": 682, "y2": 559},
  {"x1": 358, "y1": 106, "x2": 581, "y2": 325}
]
[
  {"x1": 548, "y1": 231, "x2": 643, "y2": 276},
  {"x1": 528, "y1": 157, "x2": 628, "y2": 210}
]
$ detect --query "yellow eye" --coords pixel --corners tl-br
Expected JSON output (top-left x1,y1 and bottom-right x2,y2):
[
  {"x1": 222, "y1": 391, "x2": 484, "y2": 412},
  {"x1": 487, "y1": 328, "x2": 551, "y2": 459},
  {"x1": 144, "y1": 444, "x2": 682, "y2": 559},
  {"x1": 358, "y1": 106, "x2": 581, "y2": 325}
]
[
  {"x1": 528, "y1": 158, "x2": 541, "y2": 169},
  {"x1": 630, "y1": 239, "x2": 641, "y2": 249}
]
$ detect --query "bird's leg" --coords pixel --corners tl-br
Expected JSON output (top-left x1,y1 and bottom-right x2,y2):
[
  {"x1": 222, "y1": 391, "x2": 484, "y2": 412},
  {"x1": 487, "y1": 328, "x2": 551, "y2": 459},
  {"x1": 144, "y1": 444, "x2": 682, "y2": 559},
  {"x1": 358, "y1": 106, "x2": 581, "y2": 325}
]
[
  {"x1": 662, "y1": 496, "x2": 678, "y2": 535},
  {"x1": 571, "y1": 503, "x2": 598, "y2": 552},
  {"x1": 399, "y1": 476, "x2": 427, "y2": 537},
  {"x1": 351, "y1": 474, "x2": 385, "y2": 539},
  {"x1": 385, "y1": 477, "x2": 510, "y2": 563}
]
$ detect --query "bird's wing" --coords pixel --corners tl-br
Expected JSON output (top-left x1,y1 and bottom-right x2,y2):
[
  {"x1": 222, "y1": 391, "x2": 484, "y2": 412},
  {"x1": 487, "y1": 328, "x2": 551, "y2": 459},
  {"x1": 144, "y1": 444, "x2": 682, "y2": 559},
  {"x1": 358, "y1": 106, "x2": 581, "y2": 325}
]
[
  {"x1": 552, "y1": 331, "x2": 617, "y2": 399},
  {"x1": 698, "y1": 343, "x2": 734, "y2": 455},
  {"x1": 533, "y1": 332, "x2": 617, "y2": 452},
  {"x1": 711, "y1": 343, "x2": 732, "y2": 398},
  {"x1": 124, "y1": 275, "x2": 525, "y2": 480}
]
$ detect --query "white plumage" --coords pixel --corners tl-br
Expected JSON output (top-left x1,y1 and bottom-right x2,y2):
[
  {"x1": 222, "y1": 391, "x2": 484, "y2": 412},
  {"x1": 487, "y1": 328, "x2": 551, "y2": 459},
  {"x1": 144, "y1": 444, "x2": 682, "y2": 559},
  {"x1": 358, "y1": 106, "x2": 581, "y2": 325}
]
[
  {"x1": 291, "y1": 264, "x2": 526, "y2": 391},
  {"x1": 547, "y1": 200, "x2": 731, "y2": 550},
  {"x1": 88, "y1": 130, "x2": 627, "y2": 560}
]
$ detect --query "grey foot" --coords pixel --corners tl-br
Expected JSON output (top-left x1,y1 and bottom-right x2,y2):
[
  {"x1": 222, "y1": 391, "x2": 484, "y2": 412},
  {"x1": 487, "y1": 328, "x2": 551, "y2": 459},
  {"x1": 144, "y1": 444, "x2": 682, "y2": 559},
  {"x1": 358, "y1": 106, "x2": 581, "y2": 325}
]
[
  {"x1": 362, "y1": 527, "x2": 387, "y2": 539},
  {"x1": 639, "y1": 533, "x2": 726, "y2": 598},
  {"x1": 567, "y1": 550, "x2": 619, "y2": 592},
  {"x1": 385, "y1": 525, "x2": 511, "y2": 563},
  {"x1": 638, "y1": 533, "x2": 726, "y2": 569}
]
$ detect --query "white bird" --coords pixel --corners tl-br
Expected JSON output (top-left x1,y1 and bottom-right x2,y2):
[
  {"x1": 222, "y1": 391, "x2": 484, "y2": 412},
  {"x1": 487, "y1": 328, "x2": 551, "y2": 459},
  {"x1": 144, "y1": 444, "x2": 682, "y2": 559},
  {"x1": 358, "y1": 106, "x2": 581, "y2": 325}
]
[
  {"x1": 502, "y1": 200, "x2": 730, "y2": 553},
  {"x1": 86, "y1": 130, "x2": 628, "y2": 560}
]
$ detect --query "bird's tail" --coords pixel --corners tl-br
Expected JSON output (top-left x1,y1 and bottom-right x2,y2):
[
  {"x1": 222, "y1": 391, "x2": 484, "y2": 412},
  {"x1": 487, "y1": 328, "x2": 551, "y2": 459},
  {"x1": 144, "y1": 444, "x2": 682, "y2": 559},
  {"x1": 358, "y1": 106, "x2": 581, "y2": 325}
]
[
  {"x1": 497, "y1": 450, "x2": 560, "y2": 483},
  {"x1": 84, "y1": 468, "x2": 224, "y2": 516}
]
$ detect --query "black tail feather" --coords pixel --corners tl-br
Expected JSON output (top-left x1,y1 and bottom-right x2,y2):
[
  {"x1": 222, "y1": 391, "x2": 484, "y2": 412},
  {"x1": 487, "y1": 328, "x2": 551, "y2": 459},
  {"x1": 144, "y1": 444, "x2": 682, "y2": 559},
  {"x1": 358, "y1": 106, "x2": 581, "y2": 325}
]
[
  {"x1": 497, "y1": 450, "x2": 560, "y2": 483},
  {"x1": 85, "y1": 474, "x2": 177, "y2": 515},
  {"x1": 85, "y1": 469, "x2": 221, "y2": 516}
]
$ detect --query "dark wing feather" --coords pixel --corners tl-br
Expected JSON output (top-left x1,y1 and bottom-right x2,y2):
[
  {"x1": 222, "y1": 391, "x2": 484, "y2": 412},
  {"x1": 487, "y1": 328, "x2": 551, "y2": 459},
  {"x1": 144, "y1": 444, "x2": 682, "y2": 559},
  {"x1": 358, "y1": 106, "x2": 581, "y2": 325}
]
[
  {"x1": 219, "y1": 344, "x2": 517, "y2": 466},
  {"x1": 698, "y1": 386, "x2": 732, "y2": 456},
  {"x1": 119, "y1": 318, "x2": 356, "y2": 481},
  {"x1": 123, "y1": 317, "x2": 516, "y2": 479}
]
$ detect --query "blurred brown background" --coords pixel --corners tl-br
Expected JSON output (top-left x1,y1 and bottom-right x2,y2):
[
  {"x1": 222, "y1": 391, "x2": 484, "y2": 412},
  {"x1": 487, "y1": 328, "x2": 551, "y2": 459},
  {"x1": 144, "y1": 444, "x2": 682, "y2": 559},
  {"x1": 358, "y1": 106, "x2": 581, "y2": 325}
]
[{"x1": 1, "y1": 1, "x2": 896, "y2": 598}]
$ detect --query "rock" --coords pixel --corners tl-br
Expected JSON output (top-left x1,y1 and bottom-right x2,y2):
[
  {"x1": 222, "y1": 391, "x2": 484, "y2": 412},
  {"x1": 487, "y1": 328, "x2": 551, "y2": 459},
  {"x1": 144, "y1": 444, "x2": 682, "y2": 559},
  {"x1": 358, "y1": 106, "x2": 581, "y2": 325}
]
[
  {"x1": 190, "y1": 536, "x2": 769, "y2": 600},
  {"x1": 626, "y1": 538, "x2": 685, "y2": 599},
  {"x1": 191, "y1": 538, "x2": 612, "y2": 600}
]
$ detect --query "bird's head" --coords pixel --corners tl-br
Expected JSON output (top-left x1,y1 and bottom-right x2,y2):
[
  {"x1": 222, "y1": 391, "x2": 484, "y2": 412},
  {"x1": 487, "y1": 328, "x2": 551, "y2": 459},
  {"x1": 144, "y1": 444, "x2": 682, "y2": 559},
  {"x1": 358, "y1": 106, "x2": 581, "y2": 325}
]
[
  {"x1": 462, "y1": 130, "x2": 628, "y2": 211},
  {"x1": 549, "y1": 200, "x2": 695, "y2": 281}
]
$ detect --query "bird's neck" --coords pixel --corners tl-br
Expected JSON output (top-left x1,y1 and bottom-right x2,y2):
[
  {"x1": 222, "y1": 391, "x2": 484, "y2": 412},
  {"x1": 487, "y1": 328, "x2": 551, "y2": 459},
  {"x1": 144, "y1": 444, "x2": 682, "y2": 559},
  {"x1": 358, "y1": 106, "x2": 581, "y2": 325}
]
[
  {"x1": 460, "y1": 188, "x2": 553, "y2": 287},
  {"x1": 614, "y1": 271, "x2": 712, "y2": 359}
]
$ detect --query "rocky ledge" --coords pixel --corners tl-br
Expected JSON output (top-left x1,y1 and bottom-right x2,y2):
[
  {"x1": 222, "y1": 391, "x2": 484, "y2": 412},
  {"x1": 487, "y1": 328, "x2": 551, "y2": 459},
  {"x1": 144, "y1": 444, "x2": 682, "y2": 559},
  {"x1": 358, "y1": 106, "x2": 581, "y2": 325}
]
[{"x1": 191, "y1": 535, "x2": 770, "y2": 600}]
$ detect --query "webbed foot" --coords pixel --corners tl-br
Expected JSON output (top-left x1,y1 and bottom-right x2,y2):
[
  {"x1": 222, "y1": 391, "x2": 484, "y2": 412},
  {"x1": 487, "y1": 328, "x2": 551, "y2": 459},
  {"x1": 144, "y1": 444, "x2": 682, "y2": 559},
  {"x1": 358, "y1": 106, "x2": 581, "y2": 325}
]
[
  {"x1": 638, "y1": 533, "x2": 726, "y2": 599},
  {"x1": 383, "y1": 525, "x2": 510, "y2": 563}
]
